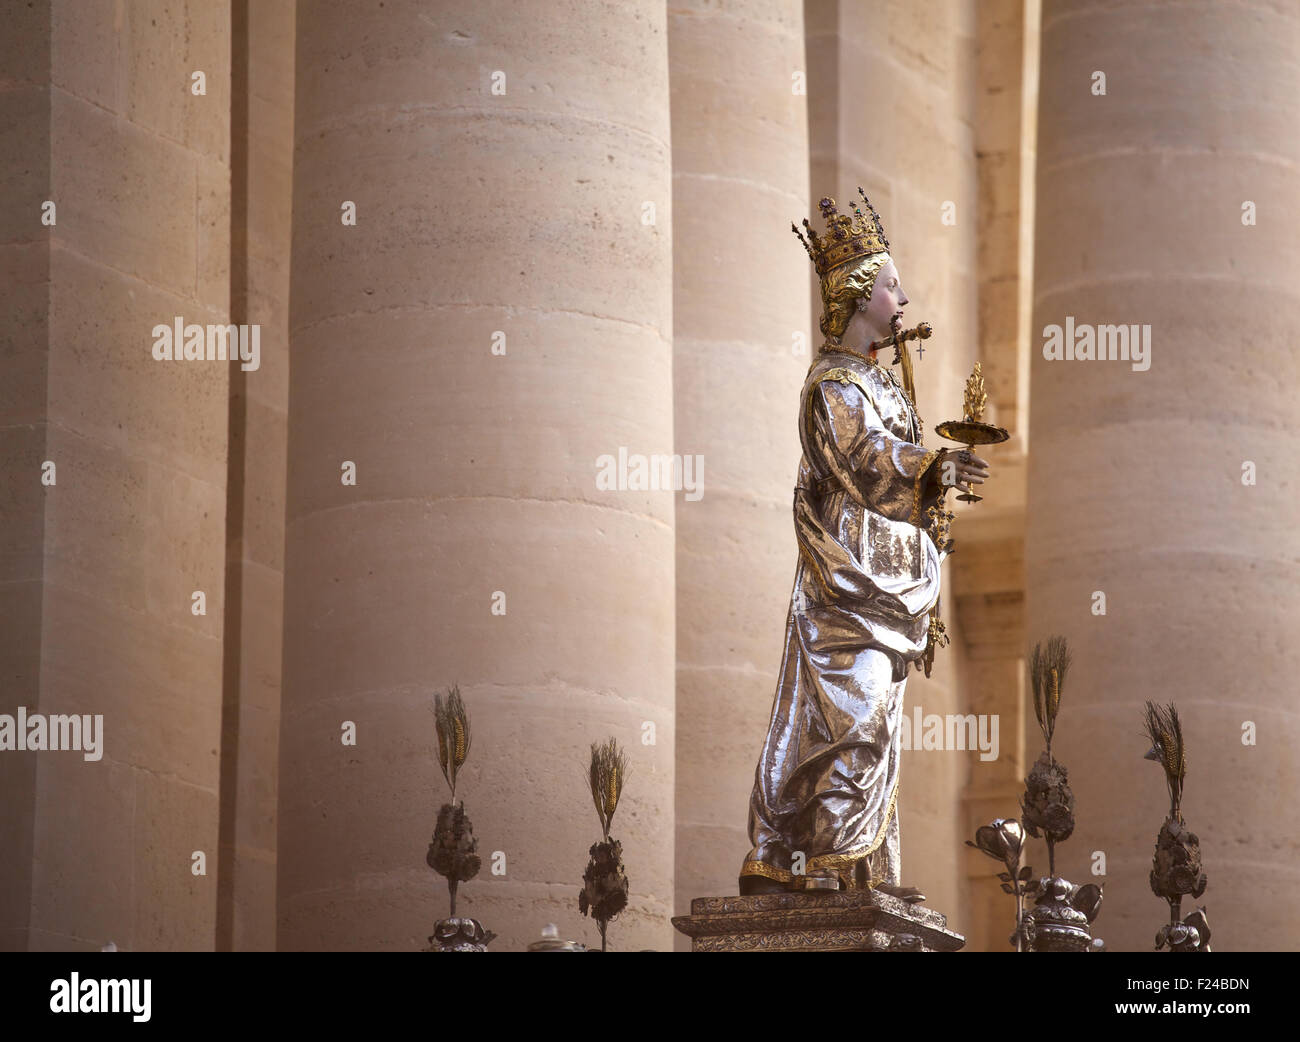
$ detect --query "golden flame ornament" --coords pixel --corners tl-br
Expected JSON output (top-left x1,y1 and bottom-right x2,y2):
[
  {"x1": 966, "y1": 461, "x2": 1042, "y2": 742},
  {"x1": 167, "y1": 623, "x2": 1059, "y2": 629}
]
[
  {"x1": 935, "y1": 361, "x2": 1009, "y2": 503},
  {"x1": 963, "y1": 362, "x2": 989, "y2": 423}
]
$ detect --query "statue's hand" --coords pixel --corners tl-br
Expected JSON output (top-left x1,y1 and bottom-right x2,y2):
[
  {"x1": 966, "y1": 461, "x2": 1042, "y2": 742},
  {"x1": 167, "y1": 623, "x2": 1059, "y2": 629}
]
[{"x1": 937, "y1": 449, "x2": 990, "y2": 489}]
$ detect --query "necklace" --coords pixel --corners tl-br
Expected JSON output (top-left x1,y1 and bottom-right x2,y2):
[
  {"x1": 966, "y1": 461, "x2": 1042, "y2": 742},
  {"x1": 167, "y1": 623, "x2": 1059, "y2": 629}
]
[{"x1": 819, "y1": 339, "x2": 923, "y2": 444}]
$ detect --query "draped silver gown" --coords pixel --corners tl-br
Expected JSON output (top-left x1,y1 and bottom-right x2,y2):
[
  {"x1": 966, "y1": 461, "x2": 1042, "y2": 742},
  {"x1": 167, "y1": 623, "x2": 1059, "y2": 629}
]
[{"x1": 741, "y1": 348, "x2": 946, "y2": 891}]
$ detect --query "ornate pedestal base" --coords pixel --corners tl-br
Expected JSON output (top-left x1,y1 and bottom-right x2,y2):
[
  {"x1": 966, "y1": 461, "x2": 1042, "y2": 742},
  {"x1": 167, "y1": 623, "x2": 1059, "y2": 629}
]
[
  {"x1": 671, "y1": 891, "x2": 965, "y2": 952},
  {"x1": 423, "y1": 917, "x2": 493, "y2": 951}
]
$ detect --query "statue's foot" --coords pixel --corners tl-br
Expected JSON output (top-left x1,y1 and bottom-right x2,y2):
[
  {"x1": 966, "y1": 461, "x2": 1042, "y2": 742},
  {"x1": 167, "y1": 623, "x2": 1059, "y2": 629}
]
[
  {"x1": 799, "y1": 870, "x2": 840, "y2": 892},
  {"x1": 876, "y1": 882, "x2": 927, "y2": 904},
  {"x1": 739, "y1": 874, "x2": 789, "y2": 895}
]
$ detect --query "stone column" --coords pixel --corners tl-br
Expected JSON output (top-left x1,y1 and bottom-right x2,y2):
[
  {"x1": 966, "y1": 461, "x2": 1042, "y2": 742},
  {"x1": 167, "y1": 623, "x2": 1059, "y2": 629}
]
[
  {"x1": 666, "y1": 0, "x2": 811, "y2": 940},
  {"x1": 216, "y1": 0, "x2": 295, "y2": 952},
  {"x1": 955, "y1": 542, "x2": 1028, "y2": 951},
  {"x1": 1028, "y1": 0, "x2": 1300, "y2": 951},
  {"x1": 805, "y1": 0, "x2": 981, "y2": 928},
  {"x1": 0, "y1": 0, "x2": 51, "y2": 953},
  {"x1": 279, "y1": 0, "x2": 676, "y2": 952},
  {"x1": 0, "y1": 0, "x2": 232, "y2": 950},
  {"x1": 959, "y1": 0, "x2": 1037, "y2": 953}
]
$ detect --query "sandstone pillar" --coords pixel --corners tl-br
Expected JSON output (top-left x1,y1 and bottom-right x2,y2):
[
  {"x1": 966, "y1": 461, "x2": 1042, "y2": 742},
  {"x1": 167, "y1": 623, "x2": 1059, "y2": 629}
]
[
  {"x1": 0, "y1": 0, "x2": 232, "y2": 950},
  {"x1": 0, "y1": 0, "x2": 51, "y2": 954},
  {"x1": 959, "y1": 0, "x2": 1038, "y2": 953},
  {"x1": 279, "y1": 0, "x2": 676, "y2": 952},
  {"x1": 955, "y1": 542, "x2": 1028, "y2": 951},
  {"x1": 1028, "y1": 0, "x2": 1300, "y2": 951},
  {"x1": 216, "y1": 0, "x2": 295, "y2": 952},
  {"x1": 666, "y1": 0, "x2": 811, "y2": 941}
]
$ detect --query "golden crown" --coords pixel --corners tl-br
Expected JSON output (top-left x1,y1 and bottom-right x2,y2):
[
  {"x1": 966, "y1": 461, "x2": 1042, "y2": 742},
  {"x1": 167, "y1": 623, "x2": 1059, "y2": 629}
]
[{"x1": 792, "y1": 189, "x2": 891, "y2": 276}]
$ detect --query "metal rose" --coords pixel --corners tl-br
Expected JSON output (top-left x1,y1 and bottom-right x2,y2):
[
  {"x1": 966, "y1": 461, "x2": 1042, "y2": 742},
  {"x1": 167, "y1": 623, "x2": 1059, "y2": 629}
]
[
  {"x1": 967, "y1": 818, "x2": 1034, "y2": 951},
  {"x1": 1070, "y1": 882, "x2": 1104, "y2": 924},
  {"x1": 967, "y1": 818, "x2": 1024, "y2": 865}
]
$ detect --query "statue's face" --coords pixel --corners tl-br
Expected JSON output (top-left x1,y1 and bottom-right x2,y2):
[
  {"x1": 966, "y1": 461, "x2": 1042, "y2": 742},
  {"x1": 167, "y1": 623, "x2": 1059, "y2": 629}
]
[{"x1": 858, "y1": 258, "x2": 908, "y2": 342}]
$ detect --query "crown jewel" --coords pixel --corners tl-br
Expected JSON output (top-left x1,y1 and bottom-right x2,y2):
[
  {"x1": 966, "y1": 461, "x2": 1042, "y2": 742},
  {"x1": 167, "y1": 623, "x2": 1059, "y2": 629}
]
[{"x1": 792, "y1": 188, "x2": 891, "y2": 276}]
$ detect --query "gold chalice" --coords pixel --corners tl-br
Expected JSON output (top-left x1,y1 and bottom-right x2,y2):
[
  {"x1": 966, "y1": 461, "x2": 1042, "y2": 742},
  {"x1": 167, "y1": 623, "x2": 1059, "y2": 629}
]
[{"x1": 934, "y1": 362, "x2": 1008, "y2": 503}]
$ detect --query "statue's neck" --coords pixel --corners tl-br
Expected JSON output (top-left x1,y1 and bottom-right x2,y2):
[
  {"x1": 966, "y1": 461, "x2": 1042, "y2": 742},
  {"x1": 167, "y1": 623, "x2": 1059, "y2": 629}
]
[
  {"x1": 823, "y1": 337, "x2": 880, "y2": 366},
  {"x1": 840, "y1": 309, "x2": 888, "y2": 356}
]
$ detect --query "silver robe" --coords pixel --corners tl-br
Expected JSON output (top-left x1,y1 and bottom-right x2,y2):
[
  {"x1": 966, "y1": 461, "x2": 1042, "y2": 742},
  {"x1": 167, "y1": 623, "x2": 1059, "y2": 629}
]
[{"x1": 742, "y1": 350, "x2": 946, "y2": 890}]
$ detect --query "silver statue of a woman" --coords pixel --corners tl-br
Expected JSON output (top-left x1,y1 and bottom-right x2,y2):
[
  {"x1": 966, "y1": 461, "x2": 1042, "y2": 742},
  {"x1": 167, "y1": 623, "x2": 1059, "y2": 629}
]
[{"x1": 739, "y1": 194, "x2": 989, "y2": 897}]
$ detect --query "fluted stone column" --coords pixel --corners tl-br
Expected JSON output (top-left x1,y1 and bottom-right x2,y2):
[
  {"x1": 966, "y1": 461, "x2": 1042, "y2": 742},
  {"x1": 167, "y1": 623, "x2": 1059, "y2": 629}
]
[
  {"x1": 280, "y1": 0, "x2": 676, "y2": 951},
  {"x1": 667, "y1": 0, "x2": 811, "y2": 935},
  {"x1": 1028, "y1": 0, "x2": 1300, "y2": 951}
]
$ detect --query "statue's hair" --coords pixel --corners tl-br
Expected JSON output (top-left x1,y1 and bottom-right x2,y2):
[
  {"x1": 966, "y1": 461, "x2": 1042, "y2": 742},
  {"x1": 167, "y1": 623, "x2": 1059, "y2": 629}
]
[{"x1": 819, "y1": 252, "x2": 891, "y2": 339}]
